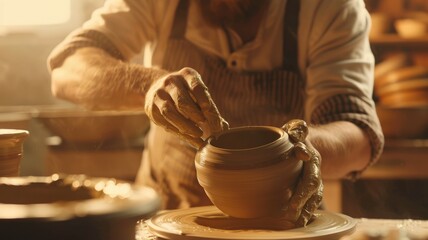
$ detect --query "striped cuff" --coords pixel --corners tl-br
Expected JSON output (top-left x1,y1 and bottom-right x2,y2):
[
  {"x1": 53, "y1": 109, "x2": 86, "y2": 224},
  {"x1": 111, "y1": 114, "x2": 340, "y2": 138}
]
[
  {"x1": 311, "y1": 94, "x2": 385, "y2": 179},
  {"x1": 48, "y1": 29, "x2": 125, "y2": 70}
]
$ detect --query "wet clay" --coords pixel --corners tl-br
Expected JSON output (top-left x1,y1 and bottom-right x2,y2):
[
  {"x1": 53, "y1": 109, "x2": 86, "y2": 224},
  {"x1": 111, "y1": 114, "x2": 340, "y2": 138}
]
[{"x1": 194, "y1": 213, "x2": 297, "y2": 230}]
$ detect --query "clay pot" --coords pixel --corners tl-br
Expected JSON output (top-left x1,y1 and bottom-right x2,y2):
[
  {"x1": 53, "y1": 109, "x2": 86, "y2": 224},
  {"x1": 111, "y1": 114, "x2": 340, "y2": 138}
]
[
  {"x1": 0, "y1": 129, "x2": 29, "y2": 176},
  {"x1": 195, "y1": 126, "x2": 304, "y2": 219}
]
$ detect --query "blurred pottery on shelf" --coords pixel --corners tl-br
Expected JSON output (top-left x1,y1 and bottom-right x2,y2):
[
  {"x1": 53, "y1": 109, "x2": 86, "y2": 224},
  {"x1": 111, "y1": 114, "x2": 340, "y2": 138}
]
[
  {"x1": 376, "y1": 105, "x2": 428, "y2": 139},
  {"x1": 380, "y1": 90, "x2": 428, "y2": 107},
  {"x1": 0, "y1": 129, "x2": 29, "y2": 177},
  {"x1": 395, "y1": 18, "x2": 427, "y2": 38},
  {"x1": 377, "y1": 79, "x2": 428, "y2": 107}
]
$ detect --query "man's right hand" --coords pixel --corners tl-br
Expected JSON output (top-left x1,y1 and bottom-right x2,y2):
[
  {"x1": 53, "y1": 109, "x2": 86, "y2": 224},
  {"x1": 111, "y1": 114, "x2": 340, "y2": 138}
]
[{"x1": 144, "y1": 67, "x2": 228, "y2": 148}]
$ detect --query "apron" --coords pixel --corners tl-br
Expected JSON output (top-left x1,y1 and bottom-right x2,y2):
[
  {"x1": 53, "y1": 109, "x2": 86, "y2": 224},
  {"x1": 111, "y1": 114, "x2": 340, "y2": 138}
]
[{"x1": 137, "y1": 0, "x2": 304, "y2": 209}]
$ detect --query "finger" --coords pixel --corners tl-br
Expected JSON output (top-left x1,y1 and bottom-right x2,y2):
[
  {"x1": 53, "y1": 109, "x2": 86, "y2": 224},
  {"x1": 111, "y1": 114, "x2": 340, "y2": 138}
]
[
  {"x1": 193, "y1": 85, "x2": 226, "y2": 134},
  {"x1": 180, "y1": 68, "x2": 225, "y2": 134},
  {"x1": 155, "y1": 90, "x2": 203, "y2": 138},
  {"x1": 151, "y1": 104, "x2": 205, "y2": 148},
  {"x1": 175, "y1": 130, "x2": 205, "y2": 149},
  {"x1": 293, "y1": 142, "x2": 312, "y2": 161},
  {"x1": 150, "y1": 102, "x2": 180, "y2": 133},
  {"x1": 296, "y1": 182, "x2": 323, "y2": 226},
  {"x1": 166, "y1": 74, "x2": 206, "y2": 123},
  {"x1": 282, "y1": 119, "x2": 308, "y2": 143},
  {"x1": 283, "y1": 152, "x2": 321, "y2": 222}
]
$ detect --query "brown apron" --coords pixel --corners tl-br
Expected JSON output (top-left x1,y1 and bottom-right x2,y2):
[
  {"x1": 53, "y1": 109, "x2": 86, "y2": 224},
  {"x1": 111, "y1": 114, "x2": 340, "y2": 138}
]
[{"x1": 137, "y1": 0, "x2": 304, "y2": 209}]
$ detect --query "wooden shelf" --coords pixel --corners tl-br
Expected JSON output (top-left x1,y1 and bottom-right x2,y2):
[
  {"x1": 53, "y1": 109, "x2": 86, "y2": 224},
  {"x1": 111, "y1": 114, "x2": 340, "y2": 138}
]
[
  {"x1": 361, "y1": 138, "x2": 428, "y2": 179},
  {"x1": 370, "y1": 34, "x2": 428, "y2": 50}
]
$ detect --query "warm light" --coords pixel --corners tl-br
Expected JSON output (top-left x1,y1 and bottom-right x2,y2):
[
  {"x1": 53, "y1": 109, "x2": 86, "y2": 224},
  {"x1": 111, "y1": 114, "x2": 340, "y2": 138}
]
[{"x1": 0, "y1": 0, "x2": 71, "y2": 26}]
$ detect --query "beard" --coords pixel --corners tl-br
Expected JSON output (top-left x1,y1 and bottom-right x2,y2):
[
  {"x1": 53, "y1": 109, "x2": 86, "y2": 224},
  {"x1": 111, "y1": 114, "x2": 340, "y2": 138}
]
[{"x1": 195, "y1": 0, "x2": 268, "y2": 27}]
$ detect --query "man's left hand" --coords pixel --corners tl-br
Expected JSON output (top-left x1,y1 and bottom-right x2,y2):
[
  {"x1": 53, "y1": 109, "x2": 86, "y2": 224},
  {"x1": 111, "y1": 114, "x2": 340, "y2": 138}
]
[{"x1": 282, "y1": 119, "x2": 323, "y2": 226}]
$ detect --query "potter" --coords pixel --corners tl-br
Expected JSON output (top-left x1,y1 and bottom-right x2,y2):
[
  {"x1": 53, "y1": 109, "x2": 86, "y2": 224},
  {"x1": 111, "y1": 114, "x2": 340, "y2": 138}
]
[
  {"x1": 47, "y1": 0, "x2": 385, "y2": 228},
  {"x1": 195, "y1": 119, "x2": 320, "y2": 219}
]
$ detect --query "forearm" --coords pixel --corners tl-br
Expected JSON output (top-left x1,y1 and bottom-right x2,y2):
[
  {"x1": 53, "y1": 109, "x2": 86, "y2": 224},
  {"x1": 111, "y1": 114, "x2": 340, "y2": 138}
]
[
  {"x1": 50, "y1": 47, "x2": 167, "y2": 110},
  {"x1": 307, "y1": 121, "x2": 371, "y2": 180}
]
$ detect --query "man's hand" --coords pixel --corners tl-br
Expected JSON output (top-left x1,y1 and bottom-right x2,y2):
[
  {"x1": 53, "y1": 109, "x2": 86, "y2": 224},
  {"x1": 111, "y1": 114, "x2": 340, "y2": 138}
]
[
  {"x1": 282, "y1": 119, "x2": 323, "y2": 226},
  {"x1": 144, "y1": 67, "x2": 228, "y2": 148}
]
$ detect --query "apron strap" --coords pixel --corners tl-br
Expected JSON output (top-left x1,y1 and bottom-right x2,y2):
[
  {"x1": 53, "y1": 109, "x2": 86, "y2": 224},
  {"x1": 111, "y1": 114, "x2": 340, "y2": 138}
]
[
  {"x1": 283, "y1": 0, "x2": 300, "y2": 70},
  {"x1": 170, "y1": 0, "x2": 189, "y2": 39},
  {"x1": 170, "y1": 0, "x2": 300, "y2": 70}
]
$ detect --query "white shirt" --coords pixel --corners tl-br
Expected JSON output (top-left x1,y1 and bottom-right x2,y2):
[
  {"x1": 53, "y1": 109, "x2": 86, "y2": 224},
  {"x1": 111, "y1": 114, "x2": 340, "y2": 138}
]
[{"x1": 75, "y1": 0, "x2": 375, "y2": 120}]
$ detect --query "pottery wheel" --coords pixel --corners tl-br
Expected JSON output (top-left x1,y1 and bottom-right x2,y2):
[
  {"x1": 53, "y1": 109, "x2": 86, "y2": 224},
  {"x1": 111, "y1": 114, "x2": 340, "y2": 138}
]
[{"x1": 146, "y1": 206, "x2": 356, "y2": 240}]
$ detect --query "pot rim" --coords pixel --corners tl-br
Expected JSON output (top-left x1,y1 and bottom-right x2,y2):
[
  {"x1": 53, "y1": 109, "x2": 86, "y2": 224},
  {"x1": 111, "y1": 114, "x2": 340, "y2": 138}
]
[
  {"x1": 207, "y1": 126, "x2": 291, "y2": 152},
  {"x1": 197, "y1": 126, "x2": 295, "y2": 169},
  {"x1": 0, "y1": 129, "x2": 29, "y2": 140}
]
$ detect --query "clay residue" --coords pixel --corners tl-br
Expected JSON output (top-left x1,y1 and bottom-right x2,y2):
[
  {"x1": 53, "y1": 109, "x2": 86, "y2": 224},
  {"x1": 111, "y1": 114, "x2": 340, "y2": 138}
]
[{"x1": 194, "y1": 213, "x2": 299, "y2": 231}]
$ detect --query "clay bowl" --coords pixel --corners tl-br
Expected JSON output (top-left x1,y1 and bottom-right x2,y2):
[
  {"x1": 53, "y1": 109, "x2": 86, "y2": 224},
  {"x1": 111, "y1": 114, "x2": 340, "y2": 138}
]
[
  {"x1": 0, "y1": 174, "x2": 160, "y2": 240},
  {"x1": 34, "y1": 108, "x2": 150, "y2": 144},
  {"x1": 195, "y1": 126, "x2": 303, "y2": 219},
  {"x1": 376, "y1": 105, "x2": 428, "y2": 139}
]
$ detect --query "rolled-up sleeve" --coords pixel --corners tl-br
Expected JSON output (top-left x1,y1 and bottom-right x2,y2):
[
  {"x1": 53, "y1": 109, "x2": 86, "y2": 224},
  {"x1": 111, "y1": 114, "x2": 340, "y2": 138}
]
[
  {"x1": 305, "y1": 0, "x2": 384, "y2": 178},
  {"x1": 48, "y1": 0, "x2": 159, "y2": 71}
]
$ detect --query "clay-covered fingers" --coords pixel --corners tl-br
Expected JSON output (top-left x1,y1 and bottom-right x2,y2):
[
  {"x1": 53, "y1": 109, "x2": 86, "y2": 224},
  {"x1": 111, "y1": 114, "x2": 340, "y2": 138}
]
[
  {"x1": 283, "y1": 142, "x2": 322, "y2": 224},
  {"x1": 144, "y1": 67, "x2": 228, "y2": 147},
  {"x1": 144, "y1": 71, "x2": 206, "y2": 146},
  {"x1": 282, "y1": 119, "x2": 309, "y2": 143},
  {"x1": 148, "y1": 94, "x2": 204, "y2": 148},
  {"x1": 166, "y1": 73, "x2": 206, "y2": 124},
  {"x1": 179, "y1": 68, "x2": 228, "y2": 135},
  {"x1": 296, "y1": 182, "x2": 323, "y2": 226},
  {"x1": 152, "y1": 86, "x2": 203, "y2": 138}
]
